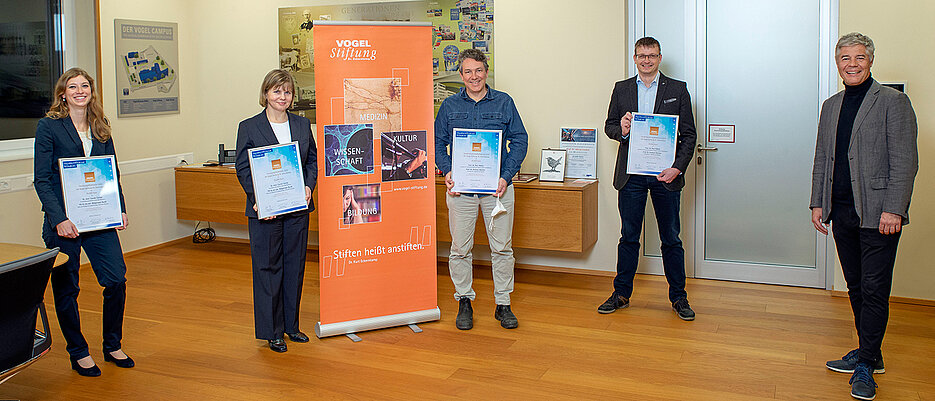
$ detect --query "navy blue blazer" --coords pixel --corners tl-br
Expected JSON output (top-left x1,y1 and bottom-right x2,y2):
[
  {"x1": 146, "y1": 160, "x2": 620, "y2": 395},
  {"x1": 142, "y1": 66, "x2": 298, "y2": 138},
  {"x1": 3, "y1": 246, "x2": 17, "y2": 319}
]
[
  {"x1": 34, "y1": 116, "x2": 126, "y2": 227},
  {"x1": 235, "y1": 111, "x2": 318, "y2": 218},
  {"x1": 604, "y1": 73, "x2": 697, "y2": 191}
]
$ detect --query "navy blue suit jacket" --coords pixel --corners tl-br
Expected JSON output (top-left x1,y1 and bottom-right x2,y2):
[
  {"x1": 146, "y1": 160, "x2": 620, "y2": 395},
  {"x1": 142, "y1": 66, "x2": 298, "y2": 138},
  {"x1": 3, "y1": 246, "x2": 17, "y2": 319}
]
[
  {"x1": 235, "y1": 111, "x2": 318, "y2": 218},
  {"x1": 34, "y1": 116, "x2": 126, "y2": 227},
  {"x1": 604, "y1": 73, "x2": 697, "y2": 191}
]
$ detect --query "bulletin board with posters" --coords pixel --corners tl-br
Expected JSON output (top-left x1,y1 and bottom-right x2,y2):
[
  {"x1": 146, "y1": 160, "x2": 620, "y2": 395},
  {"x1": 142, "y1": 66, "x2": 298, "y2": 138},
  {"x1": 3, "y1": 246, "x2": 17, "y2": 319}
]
[{"x1": 278, "y1": 0, "x2": 494, "y2": 122}]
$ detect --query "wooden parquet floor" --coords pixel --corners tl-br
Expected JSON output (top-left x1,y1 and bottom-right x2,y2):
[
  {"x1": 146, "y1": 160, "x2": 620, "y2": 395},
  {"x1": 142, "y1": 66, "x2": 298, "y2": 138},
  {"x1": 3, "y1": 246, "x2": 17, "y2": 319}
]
[{"x1": 2, "y1": 240, "x2": 934, "y2": 400}]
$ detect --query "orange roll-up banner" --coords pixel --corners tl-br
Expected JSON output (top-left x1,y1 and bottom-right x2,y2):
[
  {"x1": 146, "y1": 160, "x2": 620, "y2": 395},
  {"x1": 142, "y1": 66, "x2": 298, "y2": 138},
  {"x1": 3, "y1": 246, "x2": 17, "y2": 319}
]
[{"x1": 313, "y1": 21, "x2": 438, "y2": 338}]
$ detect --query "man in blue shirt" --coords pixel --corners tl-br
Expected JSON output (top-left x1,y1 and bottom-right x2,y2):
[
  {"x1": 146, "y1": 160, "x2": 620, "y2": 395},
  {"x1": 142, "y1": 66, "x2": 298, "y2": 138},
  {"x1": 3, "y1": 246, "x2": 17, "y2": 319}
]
[
  {"x1": 600, "y1": 37, "x2": 697, "y2": 321},
  {"x1": 435, "y1": 49, "x2": 528, "y2": 330}
]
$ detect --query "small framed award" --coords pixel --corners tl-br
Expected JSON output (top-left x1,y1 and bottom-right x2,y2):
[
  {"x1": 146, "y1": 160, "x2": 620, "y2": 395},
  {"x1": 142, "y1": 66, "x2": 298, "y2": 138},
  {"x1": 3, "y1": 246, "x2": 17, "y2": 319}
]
[
  {"x1": 538, "y1": 148, "x2": 566, "y2": 182},
  {"x1": 247, "y1": 142, "x2": 308, "y2": 219},
  {"x1": 59, "y1": 155, "x2": 124, "y2": 233}
]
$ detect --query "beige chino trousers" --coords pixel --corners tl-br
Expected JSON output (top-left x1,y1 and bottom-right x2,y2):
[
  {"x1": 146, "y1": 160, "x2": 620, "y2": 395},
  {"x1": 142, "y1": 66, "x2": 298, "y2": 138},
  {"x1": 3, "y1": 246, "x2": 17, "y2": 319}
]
[{"x1": 445, "y1": 185, "x2": 515, "y2": 305}]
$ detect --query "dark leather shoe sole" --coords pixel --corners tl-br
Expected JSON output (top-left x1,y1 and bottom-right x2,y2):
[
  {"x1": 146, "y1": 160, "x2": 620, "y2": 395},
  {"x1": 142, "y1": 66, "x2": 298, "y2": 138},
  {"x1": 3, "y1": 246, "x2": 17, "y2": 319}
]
[
  {"x1": 104, "y1": 352, "x2": 135, "y2": 368},
  {"x1": 287, "y1": 332, "x2": 310, "y2": 343},
  {"x1": 268, "y1": 339, "x2": 287, "y2": 353}
]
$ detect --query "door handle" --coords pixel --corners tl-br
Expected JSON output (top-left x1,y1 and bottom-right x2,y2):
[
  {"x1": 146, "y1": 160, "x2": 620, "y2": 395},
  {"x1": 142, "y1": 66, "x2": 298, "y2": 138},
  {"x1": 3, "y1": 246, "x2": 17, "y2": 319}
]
[{"x1": 697, "y1": 144, "x2": 718, "y2": 153}]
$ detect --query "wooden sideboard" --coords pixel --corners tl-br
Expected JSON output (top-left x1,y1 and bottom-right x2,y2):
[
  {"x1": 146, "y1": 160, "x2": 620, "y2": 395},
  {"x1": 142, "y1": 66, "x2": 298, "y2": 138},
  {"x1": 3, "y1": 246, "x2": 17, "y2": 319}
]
[
  {"x1": 434, "y1": 177, "x2": 597, "y2": 252},
  {"x1": 175, "y1": 165, "x2": 597, "y2": 252}
]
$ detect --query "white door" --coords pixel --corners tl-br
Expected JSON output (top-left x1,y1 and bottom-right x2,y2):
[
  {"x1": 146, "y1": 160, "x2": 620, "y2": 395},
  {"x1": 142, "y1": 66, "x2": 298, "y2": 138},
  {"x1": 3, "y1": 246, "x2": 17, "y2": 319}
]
[{"x1": 632, "y1": 0, "x2": 838, "y2": 288}]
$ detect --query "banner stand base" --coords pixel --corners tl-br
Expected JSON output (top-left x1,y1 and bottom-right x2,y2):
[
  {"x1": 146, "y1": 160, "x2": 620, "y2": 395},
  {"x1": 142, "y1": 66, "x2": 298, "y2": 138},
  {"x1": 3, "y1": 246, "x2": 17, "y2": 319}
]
[{"x1": 315, "y1": 307, "x2": 440, "y2": 339}]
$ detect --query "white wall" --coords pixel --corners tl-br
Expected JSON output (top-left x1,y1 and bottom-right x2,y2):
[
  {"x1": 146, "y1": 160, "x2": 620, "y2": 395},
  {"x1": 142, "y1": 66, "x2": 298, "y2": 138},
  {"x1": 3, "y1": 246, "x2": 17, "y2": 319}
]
[{"x1": 492, "y1": 1, "x2": 626, "y2": 274}]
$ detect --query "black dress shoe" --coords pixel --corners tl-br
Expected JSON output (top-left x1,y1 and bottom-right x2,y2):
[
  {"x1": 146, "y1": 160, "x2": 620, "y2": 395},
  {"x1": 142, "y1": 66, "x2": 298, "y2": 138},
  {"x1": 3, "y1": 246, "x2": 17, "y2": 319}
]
[
  {"x1": 286, "y1": 331, "x2": 310, "y2": 343},
  {"x1": 104, "y1": 352, "x2": 136, "y2": 368},
  {"x1": 70, "y1": 358, "x2": 102, "y2": 377},
  {"x1": 268, "y1": 338, "x2": 287, "y2": 353}
]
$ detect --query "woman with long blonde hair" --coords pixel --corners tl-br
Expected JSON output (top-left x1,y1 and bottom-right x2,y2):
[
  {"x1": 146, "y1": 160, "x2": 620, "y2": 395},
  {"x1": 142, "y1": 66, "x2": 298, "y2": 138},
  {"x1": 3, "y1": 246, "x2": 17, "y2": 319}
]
[{"x1": 34, "y1": 68, "x2": 135, "y2": 376}]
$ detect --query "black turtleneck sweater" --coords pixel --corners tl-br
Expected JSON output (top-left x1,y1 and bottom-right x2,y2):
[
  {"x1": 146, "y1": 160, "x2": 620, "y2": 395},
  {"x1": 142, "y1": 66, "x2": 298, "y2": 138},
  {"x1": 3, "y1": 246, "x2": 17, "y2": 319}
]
[{"x1": 831, "y1": 75, "x2": 873, "y2": 207}]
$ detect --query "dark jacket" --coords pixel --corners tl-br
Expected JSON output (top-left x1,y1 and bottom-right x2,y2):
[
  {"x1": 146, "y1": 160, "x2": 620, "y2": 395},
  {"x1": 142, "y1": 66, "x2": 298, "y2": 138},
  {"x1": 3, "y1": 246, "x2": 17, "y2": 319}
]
[
  {"x1": 34, "y1": 116, "x2": 126, "y2": 227},
  {"x1": 604, "y1": 73, "x2": 697, "y2": 191},
  {"x1": 235, "y1": 111, "x2": 318, "y2": 218}
]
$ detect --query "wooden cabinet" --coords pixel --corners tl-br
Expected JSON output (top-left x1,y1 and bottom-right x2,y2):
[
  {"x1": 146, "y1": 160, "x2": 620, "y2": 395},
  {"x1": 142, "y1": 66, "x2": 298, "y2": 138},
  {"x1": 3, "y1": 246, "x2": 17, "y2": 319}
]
[
  {"x1": 434, "y1": 177, "x2": 597, "y2": 252},
  {"x1": 175, "y1": 166, "x2": 596, "y2": 252}
]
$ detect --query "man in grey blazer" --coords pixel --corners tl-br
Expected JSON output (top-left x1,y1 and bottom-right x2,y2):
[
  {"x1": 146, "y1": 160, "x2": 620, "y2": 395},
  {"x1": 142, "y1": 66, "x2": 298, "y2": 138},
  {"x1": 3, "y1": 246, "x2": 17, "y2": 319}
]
[{"x1": 810, "y1": 32, "x2": 918, "y2": 401}]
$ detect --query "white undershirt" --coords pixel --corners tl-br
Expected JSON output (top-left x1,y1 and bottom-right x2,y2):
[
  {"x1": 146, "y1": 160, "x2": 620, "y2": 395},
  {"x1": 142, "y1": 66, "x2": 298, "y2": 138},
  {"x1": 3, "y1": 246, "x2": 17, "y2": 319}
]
[
  {"x1": 77, "y1": 129, "x2": 92, "y2": 157},
  {"x1": 270, "y1": 121, "x2": 292, "y2": 144}
]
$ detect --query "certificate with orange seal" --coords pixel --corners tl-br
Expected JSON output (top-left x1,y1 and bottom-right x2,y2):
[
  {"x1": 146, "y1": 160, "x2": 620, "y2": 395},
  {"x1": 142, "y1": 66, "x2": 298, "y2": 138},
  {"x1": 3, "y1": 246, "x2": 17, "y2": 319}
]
[
  {"x1": 450, "y1": 128, "x2": 502, "y2": 194},
  {"x1": 59, "y1": 155, "x2": 123, "y2": 232},
  {"x1": 248, "y1": 142, "x2": 307, "y2": 219},
  {"x1": 627, "y1": 113, "x2": 679, "y2": 176}
]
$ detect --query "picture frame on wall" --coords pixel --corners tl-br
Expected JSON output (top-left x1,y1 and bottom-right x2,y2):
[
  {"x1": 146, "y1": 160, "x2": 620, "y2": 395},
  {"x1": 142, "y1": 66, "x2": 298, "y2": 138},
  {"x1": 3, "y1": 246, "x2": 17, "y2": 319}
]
[{"x1": 538, "y1": 149, "x2": 566, "y2": 182}]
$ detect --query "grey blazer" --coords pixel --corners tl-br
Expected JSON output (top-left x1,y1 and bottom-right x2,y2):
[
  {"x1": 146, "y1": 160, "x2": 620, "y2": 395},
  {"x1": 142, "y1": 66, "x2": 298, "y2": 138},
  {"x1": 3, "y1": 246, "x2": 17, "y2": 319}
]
[{"x1": 810, "y1": 80, "x2": 918, "y2": 229}]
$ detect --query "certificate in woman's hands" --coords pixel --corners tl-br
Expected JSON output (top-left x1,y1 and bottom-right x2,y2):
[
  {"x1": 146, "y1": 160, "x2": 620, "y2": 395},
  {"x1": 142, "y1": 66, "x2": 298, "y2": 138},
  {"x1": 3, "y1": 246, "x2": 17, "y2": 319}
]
[
  {"x1": 248, "y1": 142, "x2": 308, "y2": 219},
  {"x1": 59, "y1": 155, "x2": 123, "y2": 232}
]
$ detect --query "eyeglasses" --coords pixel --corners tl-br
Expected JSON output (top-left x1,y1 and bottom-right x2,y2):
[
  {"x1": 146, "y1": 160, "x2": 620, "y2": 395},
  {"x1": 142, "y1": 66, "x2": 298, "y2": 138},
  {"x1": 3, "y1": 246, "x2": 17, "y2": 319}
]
[{"x1": 635, "y1": 54, "x2": 660, "y2": 60}]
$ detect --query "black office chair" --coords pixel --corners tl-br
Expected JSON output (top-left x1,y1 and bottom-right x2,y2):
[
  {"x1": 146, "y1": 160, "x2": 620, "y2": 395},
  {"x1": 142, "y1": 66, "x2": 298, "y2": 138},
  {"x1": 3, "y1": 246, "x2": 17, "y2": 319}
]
[{"x1": 0, "y1": 247, "x2": 57, "y2": 384}]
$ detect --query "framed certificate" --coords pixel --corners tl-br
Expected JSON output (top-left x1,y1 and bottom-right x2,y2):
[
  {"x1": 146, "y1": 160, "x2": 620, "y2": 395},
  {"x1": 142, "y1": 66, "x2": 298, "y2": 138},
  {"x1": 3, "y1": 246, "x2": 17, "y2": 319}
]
[
  {"x1": 59, "y1": 155, "x2": 123, "y2": 233},
  {"x1": 450, "y1": 128, "x2": 502, "y2": 194},
  {"x1": 538, "y1": 148, "x2": 566, "y2": 182},
  {"x1": 559, "y1": 128, "x2": 597, "y2": 179},
  {"x1": 626, "y1": 113, "x2": 679, "y2": 176},
  {"x1": 248, "y1": 142, "x2": 308, "y2": 219}
]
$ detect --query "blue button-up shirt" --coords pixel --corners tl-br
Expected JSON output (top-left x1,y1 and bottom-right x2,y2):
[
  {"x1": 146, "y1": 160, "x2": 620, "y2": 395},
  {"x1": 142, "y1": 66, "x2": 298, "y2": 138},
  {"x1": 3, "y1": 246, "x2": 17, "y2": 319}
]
[
  {"x1": 637, "y1": 72, "x2": 659, "y2": 114},
  {"x1": 434, "y1": 85, "x2": 528, "y2": 186}
]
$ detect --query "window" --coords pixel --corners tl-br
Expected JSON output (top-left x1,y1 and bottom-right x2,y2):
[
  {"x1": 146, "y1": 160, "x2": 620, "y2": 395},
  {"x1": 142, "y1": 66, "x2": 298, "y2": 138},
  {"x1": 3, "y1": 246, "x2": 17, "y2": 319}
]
[{"x1": 0, "y1": 0, "x2": 64, "y2": 157}]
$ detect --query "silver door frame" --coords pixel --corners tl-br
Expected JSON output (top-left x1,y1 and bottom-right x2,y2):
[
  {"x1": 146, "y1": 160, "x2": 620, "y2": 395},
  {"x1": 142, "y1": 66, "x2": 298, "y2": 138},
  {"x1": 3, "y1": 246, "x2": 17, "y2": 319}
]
[{"x1": 628, "y1": 0, "x2": 839, "y2": 289}]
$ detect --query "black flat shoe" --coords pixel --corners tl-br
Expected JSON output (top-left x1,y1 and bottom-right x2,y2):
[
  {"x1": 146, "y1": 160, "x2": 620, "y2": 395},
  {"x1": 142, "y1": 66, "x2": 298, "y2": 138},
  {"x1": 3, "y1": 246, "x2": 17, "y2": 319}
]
[
  {"x1": 286, "y1": 331, "x2": 310, "y2": 343},
  {"x1": 104, "y1": 352, "x2": 136, "y2": 368},
  {"x1": 70, "y1": 358, "x2": 102, "y2": 377},
  {"x1": 268, "y1": 338, "x2": 287, "y2": 353}
]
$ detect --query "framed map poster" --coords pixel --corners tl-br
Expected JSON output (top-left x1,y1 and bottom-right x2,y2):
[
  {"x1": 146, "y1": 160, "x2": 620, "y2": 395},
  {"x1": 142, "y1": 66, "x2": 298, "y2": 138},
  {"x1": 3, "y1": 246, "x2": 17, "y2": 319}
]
[{"x1": 114, "y1": 19, "x2": 179, "y2": 117}]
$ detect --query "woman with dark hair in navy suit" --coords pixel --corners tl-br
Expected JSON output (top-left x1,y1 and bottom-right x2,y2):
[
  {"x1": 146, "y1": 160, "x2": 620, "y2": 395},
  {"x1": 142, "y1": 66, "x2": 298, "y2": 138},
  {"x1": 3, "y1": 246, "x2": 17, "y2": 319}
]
[
  {"x1": 235, "y1": 69, "x2": 318, "y2": 353},
  {"x1": 34, "y1": 68, "x2": 135, "y2": 377}
]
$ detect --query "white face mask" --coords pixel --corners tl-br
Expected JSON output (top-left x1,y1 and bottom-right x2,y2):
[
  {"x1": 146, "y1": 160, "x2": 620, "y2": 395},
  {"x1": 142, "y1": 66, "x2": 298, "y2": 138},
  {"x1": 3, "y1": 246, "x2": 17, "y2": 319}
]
[{"x1": 488, "y1": 197, "x2": 507, "y2": 231}]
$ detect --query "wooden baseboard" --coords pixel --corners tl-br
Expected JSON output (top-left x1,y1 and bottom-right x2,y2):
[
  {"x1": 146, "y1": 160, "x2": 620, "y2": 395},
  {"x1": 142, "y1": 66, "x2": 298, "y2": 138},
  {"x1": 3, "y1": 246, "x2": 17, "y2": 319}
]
[
  {"x1": 831, "y1": 290, "x2": 935, "y2": 307},
  {"x1": 123, "y1": 237, "x2": 190, "y2": 258},
  {"x1": 214, "y1": 236, "x2": 250, "y2": 245},
  {"x1": 435, "y1": 255, "x2": 614, "y2": 277},
  {"x1": 213, "y1": 236, "x2": 321, "y2": 251}
]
